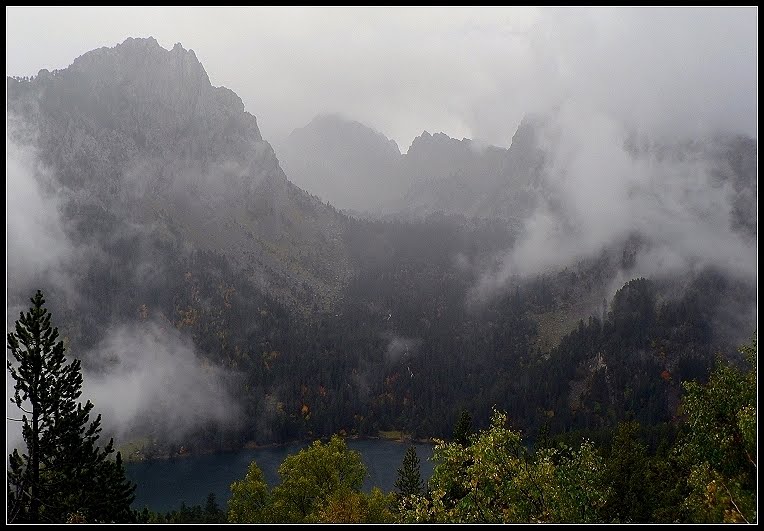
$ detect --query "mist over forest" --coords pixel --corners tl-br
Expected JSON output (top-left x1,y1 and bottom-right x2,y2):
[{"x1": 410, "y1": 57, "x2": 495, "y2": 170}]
[{"x1": 5, "y1": 7, "x2": 757, "y2": 524}]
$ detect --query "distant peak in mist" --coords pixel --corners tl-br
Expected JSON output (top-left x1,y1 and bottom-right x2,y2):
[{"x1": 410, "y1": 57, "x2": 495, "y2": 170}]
[
  {"x1": 276, "y1": 113, "x2": 406, "y2": 212},
  {"x1": 406, "y1": 129, "x2": 504, "y2": 156},
  {"x1": 287, "y1": 112, "x2": 401, "y2": 155}
]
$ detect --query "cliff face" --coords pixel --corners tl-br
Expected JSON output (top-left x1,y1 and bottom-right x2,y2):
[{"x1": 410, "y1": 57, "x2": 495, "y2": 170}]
[
  {"x1": 396, "y1": 117, "x2": 546, "y2": 222},
  {"x1": 8, "y1": 37, "x2": 351, "y2": 311}
]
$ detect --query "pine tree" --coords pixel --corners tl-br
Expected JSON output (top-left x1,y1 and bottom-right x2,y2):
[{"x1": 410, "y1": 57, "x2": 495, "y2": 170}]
[
  {"x1": 7, "y1": 290, "x2": 136, "y2": 523},
  {"x1": 453, "y1": 409, "x2": 473, "y2": 446},
  {"x1": 394, "y1": 446, "x2": 423, "y2": 499}
]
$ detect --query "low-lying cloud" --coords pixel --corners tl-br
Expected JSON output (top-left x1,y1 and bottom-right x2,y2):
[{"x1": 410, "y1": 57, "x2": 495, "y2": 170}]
[
  {"x1": 475, "y1": 102, "x2": 756, "y2": 299},
  {"x1": 82, "y1": 322, "x2": 242, "y2": 442},
  {"x1": 6, "y1": 138, "x2": 74, "y2": 301},
  {"x1": 384, "y1": 333, "x2": 422, "y2": 364}
]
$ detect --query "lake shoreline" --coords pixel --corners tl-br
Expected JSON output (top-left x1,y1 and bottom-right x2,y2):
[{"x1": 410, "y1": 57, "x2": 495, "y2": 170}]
[{"x1": 123, "y1": 433, "x2": 436, "y2": 463}]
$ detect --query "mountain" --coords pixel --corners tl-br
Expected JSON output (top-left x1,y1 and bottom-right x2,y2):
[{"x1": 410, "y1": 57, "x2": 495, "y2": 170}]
[
  {"x1": 275, "y1": 113, "x2": 403, "y2": 214},
  {"x1": 6, "y1": 37, "x2": 756, "y2": 454},
  {"x1": 276, "y1": 113, "x2": 547, "y2": 220},
  {"x1": 281, "y1": 111, "x2": 756, "y2": 248},
  {"x1": 8, "y1": 37, "x2": 351, "y2": 313},
  {"x1": 396, "y1": 116, "x2": 545, "y2": 221}
]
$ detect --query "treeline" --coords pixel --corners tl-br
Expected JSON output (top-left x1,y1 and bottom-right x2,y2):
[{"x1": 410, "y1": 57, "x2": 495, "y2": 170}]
[
  {"x1": 7, "y1": 290, "x2": 756, "y2": 523},
  {"x1": 143, "y1": 335, "x2": 755, "y2": 523},
  {"x1": 38, "y1": 206, "x2": 753, "y2": 454},
  {"x1": 136, "y1": 493, "x2": 226, "y2": 524}
]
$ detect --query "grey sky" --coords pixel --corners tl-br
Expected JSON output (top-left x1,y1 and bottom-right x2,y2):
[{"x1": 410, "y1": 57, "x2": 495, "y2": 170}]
[{"x1": 6, "y1": 7, "x2": 757, "y2": 150}]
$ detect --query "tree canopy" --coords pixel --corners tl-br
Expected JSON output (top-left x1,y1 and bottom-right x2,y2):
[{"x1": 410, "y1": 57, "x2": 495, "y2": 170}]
[
  {"x1": 269, "y1": 435, "x2": 367, "y2": 522},
  {"x1": 677, "y1": 334, "x2": 757, "y2": 523}
]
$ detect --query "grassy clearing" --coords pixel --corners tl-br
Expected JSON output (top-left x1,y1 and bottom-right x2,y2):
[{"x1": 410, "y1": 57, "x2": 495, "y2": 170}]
[{"x1": 378, "y1": 430, "x2": 406, "y2": 441}]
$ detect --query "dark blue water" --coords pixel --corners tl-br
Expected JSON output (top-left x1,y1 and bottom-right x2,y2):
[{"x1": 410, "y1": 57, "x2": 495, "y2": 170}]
[{"x1": 126, "y1": 439, "x2": 434, "y2": 512}]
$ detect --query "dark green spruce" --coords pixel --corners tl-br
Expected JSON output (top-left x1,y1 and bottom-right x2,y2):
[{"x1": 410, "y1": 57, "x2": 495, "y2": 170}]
[
  {"x1": 7, "y1": 290, "x2": 136, "y2": 523},
  {"x1": 452, "y1": 409, "x2": 473, "y2": 446},
  {"x1": 394, "y1": 446, "x2": 424, "y2": 500}
]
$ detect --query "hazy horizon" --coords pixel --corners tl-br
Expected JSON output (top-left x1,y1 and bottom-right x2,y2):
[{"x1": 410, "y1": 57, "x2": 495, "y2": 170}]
[{"x1": 6, "y1": 7, "x2": 758, "y2": 152}]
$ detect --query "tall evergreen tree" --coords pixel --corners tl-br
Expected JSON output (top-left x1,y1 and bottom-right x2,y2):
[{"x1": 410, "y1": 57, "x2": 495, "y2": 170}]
[
  {"x1": 453, "y1": 409, "x2": 473, "y2": 446},
  {"x1": 394, "y1": 446, "x2": 423, "y2": 499},
  {"x1": 7, "y1": 290, "x2": 136, "y2": 523}
]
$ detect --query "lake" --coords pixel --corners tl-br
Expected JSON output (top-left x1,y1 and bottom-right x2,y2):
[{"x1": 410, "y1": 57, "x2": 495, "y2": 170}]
[{"x1": 126, "y1": 439, "x2": 435, "y2": 512}]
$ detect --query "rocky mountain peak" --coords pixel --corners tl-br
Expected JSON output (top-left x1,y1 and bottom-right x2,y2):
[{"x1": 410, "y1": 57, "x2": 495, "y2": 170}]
[
  {"x1": 405, "y1": 130, "x2": 474, "y2": 158},
  {"x1": 7, "y1": 37, "x2": 352, "y2": 311},
  {"x1": 9, "y1": 36, "x2": 264, "y2": 173},
  {"x1": 70, "y1": 36, "x2": 210, "y2": 88}
]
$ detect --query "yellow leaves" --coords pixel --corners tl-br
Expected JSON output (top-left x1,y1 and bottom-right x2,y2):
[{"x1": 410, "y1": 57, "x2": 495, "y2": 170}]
[
  {"x1": 176, "y1": 306, "x2": 199, "y2": 328},
  {"x1": 723, "y1": 507, "x2": 749, "y2": 524},
  {"x1": 317, "y1": 490, "x2": 365, "y2": 523}
]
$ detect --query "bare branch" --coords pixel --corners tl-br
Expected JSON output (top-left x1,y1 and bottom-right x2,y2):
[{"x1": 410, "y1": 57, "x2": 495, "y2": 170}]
[{"x1": 719, "y1": 479, "x2": 750, "y2": 524}]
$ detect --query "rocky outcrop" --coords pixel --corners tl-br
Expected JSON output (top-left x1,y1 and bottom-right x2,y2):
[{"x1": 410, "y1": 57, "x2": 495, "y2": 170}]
[{"x1": 396, "y1": 116, "x2": 546, "y2": 222}]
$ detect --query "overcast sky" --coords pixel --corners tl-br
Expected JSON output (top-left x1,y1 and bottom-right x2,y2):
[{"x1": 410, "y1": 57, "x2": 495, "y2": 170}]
[{"x1": 5, "y1": 6, "x2": 757, "y2": 150}]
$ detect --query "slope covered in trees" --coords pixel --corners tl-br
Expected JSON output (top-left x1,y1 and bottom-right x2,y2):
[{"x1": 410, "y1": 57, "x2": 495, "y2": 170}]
[
  {"x1": 6, "y1": 37, "x2": 756, "y2": 457},
  {"x1": 170, "y1": 336, "x2": 751, "y2": 523}
]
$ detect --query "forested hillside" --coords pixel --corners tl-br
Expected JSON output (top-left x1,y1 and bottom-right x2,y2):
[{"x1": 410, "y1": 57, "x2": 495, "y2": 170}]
[{"x1": 7, "y1": 37, "x2": 756, "y2": 459}]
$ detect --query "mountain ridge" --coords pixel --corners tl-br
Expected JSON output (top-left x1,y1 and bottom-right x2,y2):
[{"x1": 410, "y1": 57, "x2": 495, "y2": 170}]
[
  {"x1": 8, "y1": 37, "x2": 353, "y2": 312},
  {"x1": 6, "y1": 37, "x2": 756, "y2": 452}
]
